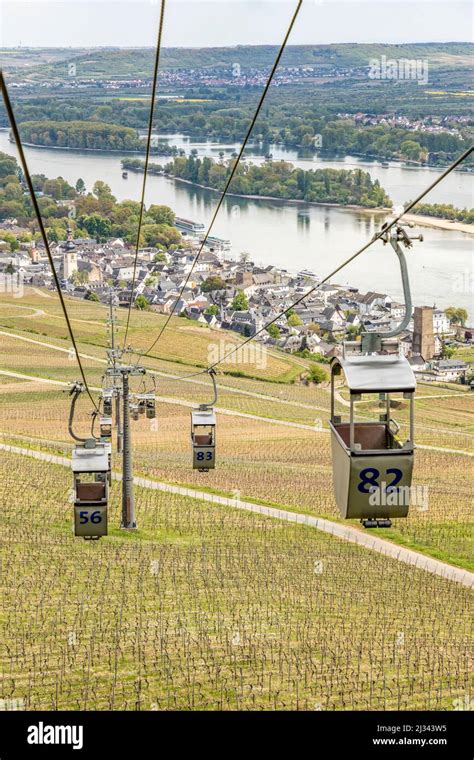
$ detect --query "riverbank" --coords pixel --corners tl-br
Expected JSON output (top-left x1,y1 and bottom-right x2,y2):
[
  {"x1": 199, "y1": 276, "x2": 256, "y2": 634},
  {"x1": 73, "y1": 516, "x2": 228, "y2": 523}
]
[
  {"x1": 5, "y1": 134, "x2": 174, "y2": 157},
  {"x1": 399, "y1": 213, "x2": 474, "y2": 235},
  {"x1": 1, "y1": 127, "x2": 472, "y2": 317},
  {"x1": 3, "y1": 126, "x2": 471, "y2": 175}
]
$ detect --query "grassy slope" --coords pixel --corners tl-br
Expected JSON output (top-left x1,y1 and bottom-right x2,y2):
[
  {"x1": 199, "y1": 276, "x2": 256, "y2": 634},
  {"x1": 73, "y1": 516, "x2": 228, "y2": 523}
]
[
  {"x1": 0, "y1": 449, "x2": 471, "y2": 710},
  {"x1": 0, "y1": 289, "x2": 472, "y2": 569}
]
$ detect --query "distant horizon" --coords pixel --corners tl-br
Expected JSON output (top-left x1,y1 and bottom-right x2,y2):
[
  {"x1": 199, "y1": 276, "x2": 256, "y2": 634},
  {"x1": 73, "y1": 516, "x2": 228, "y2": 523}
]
[
  {"x1": 0, "y1": 1, "x2": 471, "y2": 48},
  {"x1": 1, "y1": 40, "x2": 472, "y2": 50}
]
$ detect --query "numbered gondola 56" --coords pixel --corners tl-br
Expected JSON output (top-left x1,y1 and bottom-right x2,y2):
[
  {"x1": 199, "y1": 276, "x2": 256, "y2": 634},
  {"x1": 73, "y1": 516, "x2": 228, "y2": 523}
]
[
  {"x1": 74, "y1": 505, "x2": 108, "y2": 538},
  {"x1": 72, "y1": 443, "x2": 109, "y2": 538},
  {"x1": 329, "y1": 354, "x2": 416, "y2": 525}
]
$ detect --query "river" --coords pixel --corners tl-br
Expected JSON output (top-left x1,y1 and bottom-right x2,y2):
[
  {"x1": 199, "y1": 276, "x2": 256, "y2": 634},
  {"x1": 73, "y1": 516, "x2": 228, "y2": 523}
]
[{"x1": 1, "y1": 129, "x2": 473, "y2": 317}]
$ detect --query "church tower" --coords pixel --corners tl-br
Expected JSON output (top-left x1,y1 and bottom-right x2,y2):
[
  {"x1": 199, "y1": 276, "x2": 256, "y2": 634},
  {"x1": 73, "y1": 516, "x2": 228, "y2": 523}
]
[{"x1": 63, "y1": 225, "x2": 78, "y2": 279}]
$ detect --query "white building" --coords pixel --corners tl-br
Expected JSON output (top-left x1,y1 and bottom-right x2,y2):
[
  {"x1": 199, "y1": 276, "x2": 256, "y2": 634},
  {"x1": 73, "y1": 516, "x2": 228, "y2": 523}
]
[
  {"x1": 390, "y1": 302, "x2": 406, "y2": 321},
  {"x1": 433, "y1": 309, "x2": 452, "y2": 335}
]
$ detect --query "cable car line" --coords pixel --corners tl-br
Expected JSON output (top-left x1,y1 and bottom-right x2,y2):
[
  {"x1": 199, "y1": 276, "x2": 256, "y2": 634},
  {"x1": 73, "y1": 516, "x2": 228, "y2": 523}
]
[
  {"x1": 0, "y1": 70, "x2": 99, "y2": 412},
  {"x1": 137, "y1": 0, "x2": 303, "y2": 362},
  {"x1": 122, "y1": 0, "x2": 167, "y2": 350},
  {"x1": 177, "y1": 144, "x2": 473, "y2": 377},
  {"x1": 135, "y1": 147, "x2": 472, "y2": 385}
]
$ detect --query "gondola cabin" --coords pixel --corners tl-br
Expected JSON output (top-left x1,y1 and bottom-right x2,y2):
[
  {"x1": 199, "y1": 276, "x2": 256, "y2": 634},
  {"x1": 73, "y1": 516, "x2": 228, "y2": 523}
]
[
  {"x1": 191, "y1": 407, "x2": 216, "y2": 471},
  {"x1": 145, "y1": 394, "x2": 156, "y2": 419},
  {"x1": 330, "y1": 354, "x2": 416, "y2": 527},
  {"x1": 103, "y1": 394, "x2": 113, "y2": 417},
  {"x1": 72, "y1": 443, "x2": 109, "y2": 538},
  {"x1": 99, "y1": 415, "x2": 112, "y2": 440}
]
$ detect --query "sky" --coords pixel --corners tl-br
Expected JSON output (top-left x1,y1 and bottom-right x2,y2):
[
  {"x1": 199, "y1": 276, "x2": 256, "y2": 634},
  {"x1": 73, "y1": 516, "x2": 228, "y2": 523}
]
[{"x1": 0, "y1": 0, "x2": 472, "y2": 48}]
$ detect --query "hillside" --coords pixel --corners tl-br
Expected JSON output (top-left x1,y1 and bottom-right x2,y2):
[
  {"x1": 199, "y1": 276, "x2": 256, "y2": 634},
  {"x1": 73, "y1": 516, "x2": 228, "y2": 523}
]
[
  {"x1": 2, "y1": 43, "x2": 473, "y2": 79},
  {"x1": 0, "y1": 289, "x2": 472, "y2": 570}
]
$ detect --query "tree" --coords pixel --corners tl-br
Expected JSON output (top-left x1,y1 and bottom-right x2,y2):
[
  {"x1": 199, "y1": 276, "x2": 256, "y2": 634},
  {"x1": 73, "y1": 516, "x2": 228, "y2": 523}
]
[
  {"x1": 140, "y1": 224, "x2": 181, "y2": 249},
  {"x1": 71, "y1": 269, "x2": 89, "y2": 285},
  {"x1": 75, "y1": 178, "x2": 86, "y2": 194},
  {"x1": 288, "y1": 313, "x2": 302, "y2": 327},
  {"x1": 78, "y1": 214, "x2": 112, "y2": 242},
  {"x1": 92, "y1": 181, "x2": 115, "y2": 202},
  {"x1": 5, "y1": 262, "x2": 15, "y2": 274},
  {"x1": 0, "y1": 232, "x2": 19, "y2": 252},
  {"x1": 400, "y1": 140, "x2": 423, "y2": 162},
  {"x1": 441, "y1": 344, "x2": 456, "y2": 359},
  {"x1": 85, "y1": 291, "x2": 99, "y2": 302},
  {"x1": 135, "y1": 294, "x2": 149, "y2": 310},
  {"x1": 202, "y1": 275, "x2": 226, "y2": 292},
  {"x1": 232, "y1": 290, "x2": 249, "y2": 311},
  {"x1": 146, "y1": 204, "x2": 175, "y2": 226},
  {"x1": 347, "y1": 324, "x2": 360, "y2": 338},
  {"x1": 267, "y1": 323, "x2": 280, "y2": 339},
  {"x1": 205, "y1": 305, "x2": 218, "y2": 316},
  {"x1": 307, "y1": 322, "x2": 321, "y2": 334},
  {"x1": 308, "y1": 364, "x2": 328, "y2": 384},
  {"x1": 47, "y1": 228, "x2": 59, "y2": 243},
  {"x1": 444, "y1": 307, "x2": 468, "y2": 326}
]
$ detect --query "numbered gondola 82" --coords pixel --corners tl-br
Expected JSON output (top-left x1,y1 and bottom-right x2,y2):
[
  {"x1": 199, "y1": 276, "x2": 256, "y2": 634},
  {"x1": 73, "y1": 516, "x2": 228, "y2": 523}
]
[{"x1": 330, "y1": 353, "x2": 416, "y2": 527}]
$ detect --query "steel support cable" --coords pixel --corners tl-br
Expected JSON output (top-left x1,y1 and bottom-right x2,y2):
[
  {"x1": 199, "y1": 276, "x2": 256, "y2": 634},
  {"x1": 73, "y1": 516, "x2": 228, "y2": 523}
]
[
  {"x1": 122, "y1": 0, "x2": 167, "y2": 349},
  {"x1": 0, "y1": 71, "x2": 99, "y2": 411},
  {"x1": 137, "y1": 0, "x2": 303, "y2": 361},
  {"x1": 163, "y1": 144, "x2": 473, "y2": 381}
]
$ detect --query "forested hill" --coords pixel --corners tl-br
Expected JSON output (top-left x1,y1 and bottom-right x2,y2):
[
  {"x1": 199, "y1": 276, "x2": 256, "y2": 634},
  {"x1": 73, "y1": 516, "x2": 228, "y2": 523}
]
[{"x1": 1, "y1": 42, "x2": 472, "y2": 79}]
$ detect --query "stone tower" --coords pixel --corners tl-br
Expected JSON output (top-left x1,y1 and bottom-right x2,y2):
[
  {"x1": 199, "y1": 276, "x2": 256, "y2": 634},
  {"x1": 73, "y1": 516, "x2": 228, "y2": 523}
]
[{"x1": 412, "y1": 306, "x2": 435, "y2": 360}]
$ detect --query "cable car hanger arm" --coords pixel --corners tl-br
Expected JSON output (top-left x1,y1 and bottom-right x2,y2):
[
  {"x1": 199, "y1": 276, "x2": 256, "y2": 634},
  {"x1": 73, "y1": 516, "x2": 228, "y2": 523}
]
[
  {"x1": 361, "y1": 224, "x2": 420, "y2": 353},
  {"x1": 68, "y1": 383, "x2": 89, "y2": 444},
  {"x1": 199, "y1": 368, "x2": 218, "y2": 410}
]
